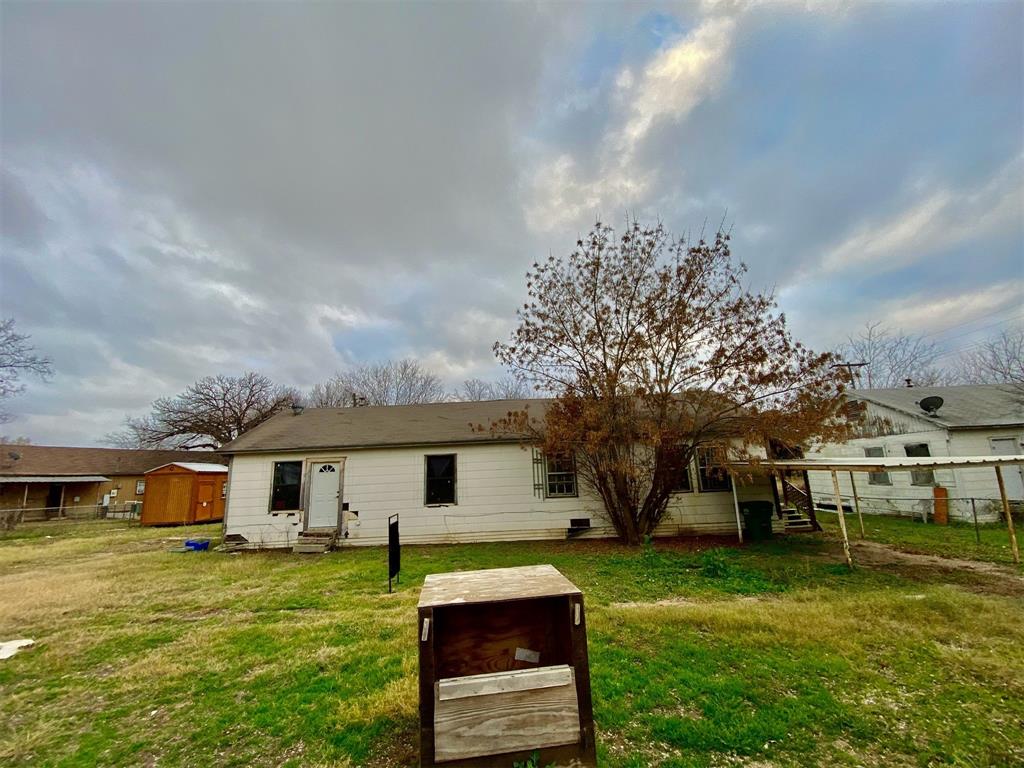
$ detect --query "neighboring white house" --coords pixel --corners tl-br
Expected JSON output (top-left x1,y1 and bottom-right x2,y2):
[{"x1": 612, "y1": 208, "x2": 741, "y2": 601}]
[
  {"x1": 806, "y1": 385, "x2": 1024, "y2": 521},
  {"x1": 217, "y1": 399, "x2": 776, "y2": 549}
]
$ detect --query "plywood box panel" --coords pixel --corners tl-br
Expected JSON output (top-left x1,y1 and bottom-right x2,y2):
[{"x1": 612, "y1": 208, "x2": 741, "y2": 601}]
[{"x1": 434, "y1": 666, "x2": 579, "y2": 763}]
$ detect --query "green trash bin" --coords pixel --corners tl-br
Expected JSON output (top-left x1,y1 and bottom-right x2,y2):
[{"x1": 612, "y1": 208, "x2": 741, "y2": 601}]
[{"x1": 739, "y1": 500, "x2": 775, "y2": 541}]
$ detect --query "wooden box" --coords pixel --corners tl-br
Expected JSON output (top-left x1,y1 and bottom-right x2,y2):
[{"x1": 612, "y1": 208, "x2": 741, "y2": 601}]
[{"x1": 418, "y1": 565, "x2": 597, "y2": 767}]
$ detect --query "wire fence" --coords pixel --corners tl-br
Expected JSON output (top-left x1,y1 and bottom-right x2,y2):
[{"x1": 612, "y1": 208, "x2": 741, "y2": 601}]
[{"x1": 0, "y1": 502, "x2": 142, "y2": 531}]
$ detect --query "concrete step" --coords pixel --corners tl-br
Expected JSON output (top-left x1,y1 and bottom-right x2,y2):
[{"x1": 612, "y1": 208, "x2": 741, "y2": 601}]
[{"x1": 293, "y1": 543, "x2": 329, "y2": 554}]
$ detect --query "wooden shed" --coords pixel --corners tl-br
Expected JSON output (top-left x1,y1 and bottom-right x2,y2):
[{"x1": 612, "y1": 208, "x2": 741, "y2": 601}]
[
  {"x1": 417, "y1": 564, "x2": 597, "y2": 767},
  {"x1": 140, "y1": 462, "x2": 228, "y2": 526}
]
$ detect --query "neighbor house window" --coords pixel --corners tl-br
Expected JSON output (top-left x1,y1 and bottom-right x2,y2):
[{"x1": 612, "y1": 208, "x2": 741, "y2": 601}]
[
  {"x1": 270, "y1": 461, "x2": 302, "y2": 511},
  {"x1": 904, "y1": 443, "x2": 935, "y2": 486},
  {"x1": 864, "y1": 446, "x2": 890, "y2": 485},
  {"x1": 697, "y1": 450, "x2": 731, "y2": 492},
  {"x1": 425, "y1": 454, "x2": 457, "y2": 505},
  {"x1": 136, "y1": 480, "x2": 145, "y2": 495},
  {"x1": 545, "y1": 455, "x2": 577, "y2": 498}
]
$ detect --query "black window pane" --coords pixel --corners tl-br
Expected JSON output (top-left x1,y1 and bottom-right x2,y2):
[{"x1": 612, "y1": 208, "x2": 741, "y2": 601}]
[
  {"x1": 673, "y1": 465, "x2": 692, "y2": 492},
  {"x1": 271, "y1": 461, "x2": 302, "y2": 510},
  {"x1": 426, "y1": 454, "x2": 456, "y2": 505}
]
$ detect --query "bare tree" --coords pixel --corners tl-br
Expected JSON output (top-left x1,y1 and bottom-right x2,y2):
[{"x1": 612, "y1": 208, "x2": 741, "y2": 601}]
[
  {"x1": 106, "y1": 372, "x2": 297, "y2": 449},
  {"x1": 309, "y1": 359, "x2": 447, "y2": 407},
  {"x1": 837, "y1": 321, "x2": 949, "y2": 388},
  {"x1": 0, "y1": 318, "x2": 53, "y2": 422},
  {"x1": 308, "y1": 376, "x2": 354, "y2": 408},
  {"x1": 455, "y1": 375, "x2": 531, "y2": 401},
  {"x1": 954, "y1": 326, "x2": 1024, "y2": 393},
  {"x1": 493, "y1": 220, "x2": 848, "y2": 544}
]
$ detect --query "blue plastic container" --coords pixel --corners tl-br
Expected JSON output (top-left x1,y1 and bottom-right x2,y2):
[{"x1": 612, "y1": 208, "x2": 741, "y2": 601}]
[{"x1": 184, "y1": 538, "x2": 210, "y2": 551}]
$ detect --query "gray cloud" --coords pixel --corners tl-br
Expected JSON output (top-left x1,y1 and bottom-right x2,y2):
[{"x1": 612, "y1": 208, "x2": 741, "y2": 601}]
[{"x1": 1, "y1": 1, "x2": 1021, "y2": 444}]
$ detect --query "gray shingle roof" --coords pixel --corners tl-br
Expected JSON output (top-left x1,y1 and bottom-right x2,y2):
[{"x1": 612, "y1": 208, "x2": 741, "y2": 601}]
[
  {"x1": 0, "y1": 445, "x2": 226, "y2": 477},
  {"x1": 219, "y1": 399, "x2": 546, "y2": 454},
  {"x1": 849, "y1": 384, "x2": 1024, "y2": 429}
]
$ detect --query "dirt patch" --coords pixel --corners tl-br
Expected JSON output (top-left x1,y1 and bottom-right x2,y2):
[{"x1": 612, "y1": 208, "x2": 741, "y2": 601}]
[{"x1": 848, "y1": 540, "x2": 1024, "y2": 597}]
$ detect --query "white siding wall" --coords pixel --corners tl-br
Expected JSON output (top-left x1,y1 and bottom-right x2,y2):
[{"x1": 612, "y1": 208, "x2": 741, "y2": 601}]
[
  {"x1": 806, "y1": 402, "x2": 1024, "y2": 521},
  {"x1": 224, "y1": 442, "x2": 774, "y2": 549}
]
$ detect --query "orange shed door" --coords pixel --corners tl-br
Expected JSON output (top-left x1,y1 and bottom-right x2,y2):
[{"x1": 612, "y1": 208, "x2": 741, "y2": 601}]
[{"x1": 194, "y1": 479, "x2": 216, "y2": 522}]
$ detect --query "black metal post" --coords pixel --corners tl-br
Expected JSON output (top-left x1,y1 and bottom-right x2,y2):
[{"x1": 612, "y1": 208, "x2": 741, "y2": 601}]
[
  {"x1": 388, "y1": 513, "x2": 400, "y2": 593},
  {"x1": 971, "y1": 498, "x2": 980, "y2": 545}
]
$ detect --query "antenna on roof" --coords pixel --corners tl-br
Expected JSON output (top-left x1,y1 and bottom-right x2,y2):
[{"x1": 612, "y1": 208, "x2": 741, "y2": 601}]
[
  {"x1": 917, "y1": 395, "x2": 944, "y2": 416},
  {"x1": 830, "y1": 361, "x2": 867, "y2": 388}
]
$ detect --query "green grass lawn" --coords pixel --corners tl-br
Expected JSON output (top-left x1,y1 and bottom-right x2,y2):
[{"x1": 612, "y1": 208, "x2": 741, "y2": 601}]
[{"x1": 1, "y1": 519, "x2": 1022, "y2": 767}]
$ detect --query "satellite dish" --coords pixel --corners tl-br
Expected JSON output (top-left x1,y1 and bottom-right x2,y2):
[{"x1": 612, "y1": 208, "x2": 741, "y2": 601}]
[{"x1": 918, "y1": 395, "x2": 944, "y2": 415}]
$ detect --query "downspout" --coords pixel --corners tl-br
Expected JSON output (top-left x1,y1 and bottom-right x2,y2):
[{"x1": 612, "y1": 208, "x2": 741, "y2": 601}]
[{"x1": 731, "y1": 474, "x2": 743, "y2": 544}]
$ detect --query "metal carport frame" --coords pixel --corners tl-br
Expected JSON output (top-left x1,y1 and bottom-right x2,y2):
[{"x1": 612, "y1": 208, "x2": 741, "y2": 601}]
[{"x1": 730, "y1": 456, "x2": 1023, "y2": 567}]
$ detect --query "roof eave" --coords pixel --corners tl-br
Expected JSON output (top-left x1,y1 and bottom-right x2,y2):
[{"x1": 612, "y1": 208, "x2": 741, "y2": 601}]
[{"x1": 218, "y1": 435, "x2": 529, "y2": 455}]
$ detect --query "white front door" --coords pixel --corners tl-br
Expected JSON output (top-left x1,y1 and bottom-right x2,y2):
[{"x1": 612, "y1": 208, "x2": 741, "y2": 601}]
[
  {"x1": 991, "y1": 438, "x2": 1024, "y2": 500},
  {"x1": 308, "y1": 462, "x2": 341, "y2": 529}
]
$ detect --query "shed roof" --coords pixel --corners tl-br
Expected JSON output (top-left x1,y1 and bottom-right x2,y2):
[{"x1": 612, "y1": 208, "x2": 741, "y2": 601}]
[
  {"x1": 0, "y1": 475, "x2": 110, "y2": 484},
  {"x1": 849, "y1": 384, "x2": 1023, "y2": 429},
  {"x1": 418, "y1": 564, "x2": 581, "y2": 608},
  {"x1": 147, "y1": 462, "x2": 229, "y2": 474},
  {"x1": 220, "y1": 399, "x2": 543, "y2": 454},
  {"x1": 0, "y1": 445, "x2": 225, "y2": 477}
]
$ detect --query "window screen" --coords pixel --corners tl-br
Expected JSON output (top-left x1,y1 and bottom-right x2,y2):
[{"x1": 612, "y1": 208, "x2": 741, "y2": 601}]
[
  {"x1": 697, "y1": 450, "x2": 731, "y2": 492},
  {"x1": 904, "y1": 443, "x2": 934, "y2": 486},
  {"x1": 270, "y1": 461, "x2": 302, "y2": 510},
  {"x1": 425, "y1": 454, "x2": 457, "y2": 505},
  {"x1": 864, "y1": 446, "x2": 890, "y2": 485},
  {"x1": 545, "y1": 455, "x2": 577, "y2": 497}
]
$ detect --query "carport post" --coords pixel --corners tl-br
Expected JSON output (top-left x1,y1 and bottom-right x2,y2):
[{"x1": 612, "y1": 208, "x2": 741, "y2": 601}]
[
  {"x1": 994, "y1": 465, "x2": 1020, "y2": 566},
  {"x1": 849, "y1": 471, "x2": 865, "y2": 539},
  {"x1": 830, "y1": 470, "x2": 853, "y2": 569},
  {"x1": 731, "y1": 475, "x2": 743, "y2": 544}
]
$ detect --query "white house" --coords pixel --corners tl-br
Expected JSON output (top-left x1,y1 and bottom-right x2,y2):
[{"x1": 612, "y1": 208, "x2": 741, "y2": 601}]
[
  {"x1": 217, "y1": 399, "x2": 776, "y2": 549},
  {"x1": 806, "y1": 385, "x2": 1024, "y2": 521}
]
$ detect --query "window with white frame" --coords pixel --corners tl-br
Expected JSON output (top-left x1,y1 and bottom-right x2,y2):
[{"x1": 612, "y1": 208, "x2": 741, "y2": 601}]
[
  {"x1": 269, "y1": 461, "x2": 302, "y2": 511},
  {"x1": 545, "y1": 454, "x2": 577, "y2": 498},
  {"x1": 904, "y1": 443, "x2": 935, "y2": 486},
  {"x1": 697, "y1": 450, "x2": 731, "y2": 492},
  {"x1": 671, "y1": 460, "x2": 693, "y2": 492},
  {"x1": 864, "y1": 446, "x2": 890, "y2": 485},
  {"x1": 425, "y1": 454, "x2": 457, "y2": 505},
  {"x1": 136, "y1": 479, "x2": 145, "y2": 495}
]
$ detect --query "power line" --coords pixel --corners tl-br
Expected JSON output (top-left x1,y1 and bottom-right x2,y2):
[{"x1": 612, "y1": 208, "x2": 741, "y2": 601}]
[{"x1": 918, "y1": 306, "x2": 1023, "y2": 341}]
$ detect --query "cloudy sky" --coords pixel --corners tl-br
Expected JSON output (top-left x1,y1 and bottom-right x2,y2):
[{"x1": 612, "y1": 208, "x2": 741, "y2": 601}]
[{"x1": 1, "y1": 1, "x2": 1022, "y2": 446}]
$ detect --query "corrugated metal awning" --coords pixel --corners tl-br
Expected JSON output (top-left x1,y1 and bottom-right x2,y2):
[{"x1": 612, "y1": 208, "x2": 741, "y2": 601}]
[
  {"x1": 730, "y1": 455, "x2": 1023, "y2": 473},
  {"x1": 0, "y1": 475, "x2": 110, "y2": 484}
]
